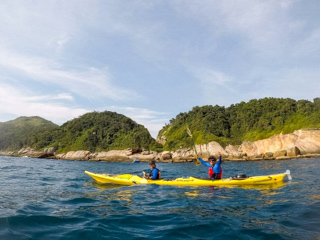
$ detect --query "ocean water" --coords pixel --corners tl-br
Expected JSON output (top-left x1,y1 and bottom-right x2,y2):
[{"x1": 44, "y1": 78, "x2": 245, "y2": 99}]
[{"x1": 0, "y1": 156, "x2": 319, "y2": 240}]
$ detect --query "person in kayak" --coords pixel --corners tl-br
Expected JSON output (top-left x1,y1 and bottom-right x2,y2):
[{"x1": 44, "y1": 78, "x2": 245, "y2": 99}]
[
  {"x1": 143, "y1": 160, "x2": 161, "y2": 180},
  {"x1": 199, "y1": 154, "x2": 222, "y2": 179}
]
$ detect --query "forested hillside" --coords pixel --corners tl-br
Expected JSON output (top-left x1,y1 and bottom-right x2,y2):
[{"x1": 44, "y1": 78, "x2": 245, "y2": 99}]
[
  {"x1": 27, "y1": 111, "x2": 162, "y2": 153},
  {"x1": 0, "y1": 117, "x2": 58, "y2": 151},
  {"x1": 158, "y1": 98, "x2": 320, "y2": 150}
]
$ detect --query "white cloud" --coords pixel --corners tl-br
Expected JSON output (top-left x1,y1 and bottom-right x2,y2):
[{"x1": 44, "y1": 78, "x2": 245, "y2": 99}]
[
  {"x1": 0, "y1": 48, "x2": 139, "y2": 101},
  {"x1": 175, "y1": 0, "x2": 298, "y2": 43},
  {"x1": 193, "y1": 68, "x2": 231, "y2": 85},
  {"x1": 47, "y1": 34, "x2": 70, "y2": 52},
  {"x1": 108, "y1": 106, "x2": 170, "y2": 138},
  {"x1": 0, "y1": 84, "x2": 88, "y2": 124},
  {"x1": 0, "y1": 83, "x2": 168, "y2": 137},
  {"x1": 192, "y1": 66, "x2": 237, "y2": 92},
  {"x1": 26, "y1": 93, "x2": 74, "y2": 102}
]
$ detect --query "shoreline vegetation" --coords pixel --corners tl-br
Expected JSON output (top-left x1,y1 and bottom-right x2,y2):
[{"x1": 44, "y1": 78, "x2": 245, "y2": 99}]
[
  {"x1": 1, "y1": 129, "x2": 320, "y2": 162},
  {"x1": 0, "y1": 98, "x2": 320, "y2": 163}
]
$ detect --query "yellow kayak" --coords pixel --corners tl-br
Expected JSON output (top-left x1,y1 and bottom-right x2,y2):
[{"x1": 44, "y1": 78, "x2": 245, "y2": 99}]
[{"x1": 85, "y1": 170, "x2": 292, "y2": 186}]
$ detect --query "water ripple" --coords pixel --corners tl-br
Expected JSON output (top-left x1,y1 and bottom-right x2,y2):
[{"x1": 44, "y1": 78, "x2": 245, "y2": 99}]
[{"x1": 0, "y1": 156, "x2": 320, "y2": 239}]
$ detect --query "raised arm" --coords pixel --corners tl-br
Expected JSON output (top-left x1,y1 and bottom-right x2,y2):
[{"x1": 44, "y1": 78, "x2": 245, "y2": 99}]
[
  {"x1": 198, "y1": 158, "x2": 211, "y2": 167},
  {"x1": 215, "y1": 156, "x2": 222, "y2": 168}
]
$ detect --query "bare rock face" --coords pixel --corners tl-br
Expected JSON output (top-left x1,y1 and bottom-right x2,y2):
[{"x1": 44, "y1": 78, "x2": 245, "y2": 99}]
[
  {"x1": 156, "y1": 134, "x2": 167, "y2": 145},
  {"x1": 255, "y1": 154, "x2": 264, "y2": 159},
  {"x1": 17, "y1": 147, "x2": 54, "y2": 158},
  {"x1": 194, "y1": 142, "x2": 228, "y2": 157},
  {"x1": 56, "y1": 153, "x2": 66, "y2": 159},
  {"x1": 60, "y1": 150, "x2": 91, "y2": 160},
  {"x1": 55, "y1": 149, "x2": 159, "y2": 162},
  {"x1": 273, "y1": 150, "x2": 287, "y2": 158},
  {"x1": 171, "y1": 141, "x2": 227, "y2": 161},
  {"x1": 287, "y1": 146, "x2": 301, "y2": 158},
  {"x1": 0, "y1": 151, "x2": 15, "y2": 156},
  {"x1": 129, "y1": 152, "x2": 159, "y2": 162},
  {"x1": 293, "y1": 129, "x2": 320, "y2": 154},
  {"x1": 172, "y1": 148, "x2": 196, "y2": 161},
  {"x1": 47, "y1": 147, "x2": 56, "y2": 154},
  {"x1": 161, "y1": 151, "x2": 172, "y2": 160},
  {"x1": 18, "y1": 147, "x2": 33, "y2": 155},
  {"x1": 91, "y1": 150, "x2": 131, "y2": 161},
  {"x1": 225, "y1": 145, "x2": 240, "y2": 156},
  {"x1": 264, "y1": 152, "x2": 274, "y2": 158},
  {"x1": 275, "y1": 156, "x2": 291, "y2": 160},
  {"x1": 240, "y1": 129, "x2": 320, "y2": 156}
]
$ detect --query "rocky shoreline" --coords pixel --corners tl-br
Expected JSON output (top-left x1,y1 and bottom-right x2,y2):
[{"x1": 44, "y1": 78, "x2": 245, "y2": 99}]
[{"x1": 1, "y1": 129, "x2": 320, "y2": 163}]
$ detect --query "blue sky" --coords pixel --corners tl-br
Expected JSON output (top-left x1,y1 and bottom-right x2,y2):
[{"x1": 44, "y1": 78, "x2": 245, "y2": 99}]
[{"x1": 0, "y1": 0, "x2": 319, "y2": 137}]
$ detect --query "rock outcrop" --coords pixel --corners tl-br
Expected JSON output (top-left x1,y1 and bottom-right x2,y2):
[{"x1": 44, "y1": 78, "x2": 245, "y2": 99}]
[
  {"x1": 194, "y1": 142, "x2": 228, "y2": 158},
  {"x1": 160, "y1": 151, "x2": 172, "y2": 161},
  {"x1": 91, "y1": 150, "x2": 131, "y2": 161},
  {"x1": 170, "y1": 129, "x2": 320, "y2": 161},
  {"x1": 240, "y1": 129, "x2": 320, "y2": 157},
  {"x1": 156, "y1": 134, "x2": 167, "y2": 145},
  {"x1": 273, "y1": 150, "x2": 287, "y2": 158},
  {"x1": 56, "y1": 150, "x2": 91, "y2": 161},
  {"x1": 17, "y1": 147, "x2": 55, "y2": 158},
  {"x1": 287, "y1": 146, "x2": 301, "y2": 158},
  {"x1": 172, "y1": 148, "x2": 195, "y2": 162},
  {"x1": 0, "y1": 151, "x2": 16, "y2": 157},
  {"x1": 3, "y1": 129, "x2": 319, "y2": 162},
  {"x1": 89, "y1": 149, "x2": 160, "y2": 162}
]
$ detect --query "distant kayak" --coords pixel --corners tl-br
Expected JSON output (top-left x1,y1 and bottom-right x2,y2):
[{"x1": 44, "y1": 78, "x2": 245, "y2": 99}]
[
  {"x1": 85, "y1": 170, "x2": 292, "y2": 187},
  {"x1": 132, "y1": 157, "x2": 140, "y2": 163}
]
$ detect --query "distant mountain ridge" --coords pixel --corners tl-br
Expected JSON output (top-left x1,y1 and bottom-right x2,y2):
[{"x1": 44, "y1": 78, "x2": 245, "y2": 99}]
[
  {"x1": 2, "y1": 98, "x2": 320, "y2": 154},
  {"x1": 26, "y1": 111, "x2": 162, "y2": 153},
  {"x1": 0, "y1": 116, "x2": 58, "y2": 151}
]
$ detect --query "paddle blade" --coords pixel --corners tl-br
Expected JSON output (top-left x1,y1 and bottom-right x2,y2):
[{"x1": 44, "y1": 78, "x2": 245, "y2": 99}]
[
  {"x1": 196, "y1": 159, "x2": 201, "y2": 166},
  {"x1": 140, "y1": 178, "x2": 148, "y2": 184},
  {"x1": 284, "y1": 170, "x2": 292, "y2": 181}
]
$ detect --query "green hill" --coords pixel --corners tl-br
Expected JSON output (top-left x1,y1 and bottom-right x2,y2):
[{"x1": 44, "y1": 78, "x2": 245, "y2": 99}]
[
  {"x1": 158, "y1": 98, "x2": 320, "y2": 151},
  {"x1": 27, "y1": 111, "x2": 162, "y2": 153},
  {"x1": 0, "y1": 116, "x2": 58, "y2": 151}
]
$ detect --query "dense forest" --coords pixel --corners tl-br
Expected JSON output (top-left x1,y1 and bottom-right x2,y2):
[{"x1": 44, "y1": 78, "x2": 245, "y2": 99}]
[
  {"x1": 1, "y1": 98, "x2": 320, "y2": 153},
  {"x1": 0, "y1": 117, "x2": 58, "y2": 151},
  {"x1": 26, "y1": 111, "x2": 162, "y2": 153},
  {"x1": 158, "y1": 98, "x2": 320, "y2": 150}
]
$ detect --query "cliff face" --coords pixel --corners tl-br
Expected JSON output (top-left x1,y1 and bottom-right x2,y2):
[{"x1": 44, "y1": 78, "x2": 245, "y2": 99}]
[
  {"x1": 240, "y1": 129, "x2": 320, "y2": 156},
  {"x1": 171, "y1": 129, "x2": 320, "y2": 161}
]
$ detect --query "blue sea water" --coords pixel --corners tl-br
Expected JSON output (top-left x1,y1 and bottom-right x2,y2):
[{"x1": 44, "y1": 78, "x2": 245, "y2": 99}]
[{"x1": 0, "y1": 156, "x2": 319, "y2": 240}]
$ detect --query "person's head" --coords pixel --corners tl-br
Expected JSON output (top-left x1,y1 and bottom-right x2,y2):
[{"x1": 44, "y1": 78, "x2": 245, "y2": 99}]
[
  {"x1": 149, "y1": 160, "x2": 156, "y2": 169},
  {"x1": 208, "y1": 156, "x2": 217, "y2": 166}
]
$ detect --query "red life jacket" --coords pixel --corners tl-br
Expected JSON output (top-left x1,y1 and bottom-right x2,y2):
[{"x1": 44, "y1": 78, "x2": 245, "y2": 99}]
[{"x1": 209, "y1": 167, "x2": 222, "y2": 179}]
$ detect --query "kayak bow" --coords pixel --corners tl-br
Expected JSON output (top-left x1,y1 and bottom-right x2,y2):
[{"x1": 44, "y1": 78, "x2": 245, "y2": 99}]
[{"x1": 85, "y1": 170, "x2": 292, "y2": 187}]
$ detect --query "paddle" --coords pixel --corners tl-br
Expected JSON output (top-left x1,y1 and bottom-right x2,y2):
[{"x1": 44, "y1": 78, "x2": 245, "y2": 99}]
[
  {"x1": 284, "y1": 170, "x2": 292, "y2": 181},
  {"x1": 186, "y1": 124, "x2": 201, "y2": 166}
]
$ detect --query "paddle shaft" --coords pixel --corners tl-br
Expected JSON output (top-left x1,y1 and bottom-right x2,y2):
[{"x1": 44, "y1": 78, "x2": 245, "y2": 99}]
[{"x1": 186, "y1": 125, "x2": 200, "y2": 164}]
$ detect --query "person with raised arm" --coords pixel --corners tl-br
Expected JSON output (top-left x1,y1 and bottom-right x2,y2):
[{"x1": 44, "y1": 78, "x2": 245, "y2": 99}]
[{"x1": 198, "y1": 154, "x2": 222, "y2": 179}]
